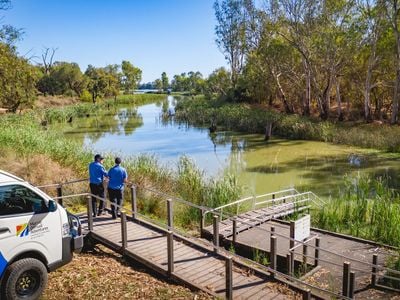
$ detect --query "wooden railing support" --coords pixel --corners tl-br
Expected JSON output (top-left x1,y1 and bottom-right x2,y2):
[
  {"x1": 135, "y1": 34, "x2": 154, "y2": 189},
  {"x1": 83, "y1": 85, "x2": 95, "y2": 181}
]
[
  {"x1": 342, "y1": 261, "x2": 351, "y2": 297},
  {"x1": 302, "y1": 242, "x2": 308, "y2": 273},
  {"x1": 289, "y1": 221, "x2": 295, "y2": 249},
  {"x1": 290, "y1": 251, "x2": 294, "y2": 276},
  {"x1": 270, "y1": 226, "x2": 275, "y2": 238},
  {"x1": 167, "y1": 231, "x2": 174, "y2": 275},
  {"x1": 302, "y1": 289, "x2": 311, "y2": 300},
  {"x1": 86, "y1": 196, "x2": 93, "y2": 231},
  {"x1": 213, "y1": 215, "x2": 219, "y2": 253},
  {"x1": 314, "y1": 237, "x2": 320, "y2": 267},
  {"x1": 167, "y1": 199, "x2": 173, "y2": 229},
  {"x1": 270, "y1": 236, "x2": 277, "y2": 278},
  {"x1": 349, "y1": 271, "x2": 355, "y2": 299},
  {"x1": 199, "y1": 208, "x2": 205, "y2": 238},
  {"x1": 121, "y1": 212, "x2": 127, "y2": 250},
  {"x1": 131, "y1": 186, "x2": 137, "y2": 220},
  {"x1": 57, "y1": 185, "x2": 63, "y2": 206},
  {"x1": 225, "y1": 257, "x2": 233, "y2": 300},
  {"x1": 371, "y1": 254, "x2": 378, "y2": 286},
  {"x1": 287, "y1": 253, "x2": 291, "y2": 275},
  {"x1": 232, "y1": 217, "x2": 237, "y2": 244}
]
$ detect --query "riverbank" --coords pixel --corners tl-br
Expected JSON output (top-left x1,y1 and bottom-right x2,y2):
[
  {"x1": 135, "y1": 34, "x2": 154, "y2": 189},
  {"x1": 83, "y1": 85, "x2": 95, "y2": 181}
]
[
  {"x1": 0, "y1": 94, "x2": 241, "y2": 229},
  {"x1": 175, "y1": 97, "x2": 400, "y2": 152}
]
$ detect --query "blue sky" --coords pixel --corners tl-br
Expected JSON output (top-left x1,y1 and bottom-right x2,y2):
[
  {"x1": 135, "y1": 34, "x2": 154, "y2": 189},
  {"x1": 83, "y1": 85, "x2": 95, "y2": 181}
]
[{"x1": 3, "y1": 0, "x2": 227, "y2": 82}]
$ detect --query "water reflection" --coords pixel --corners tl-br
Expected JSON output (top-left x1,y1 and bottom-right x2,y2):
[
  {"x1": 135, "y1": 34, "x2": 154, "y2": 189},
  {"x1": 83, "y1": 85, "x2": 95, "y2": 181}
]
[{"x1": 54, "y1": 96, "x2": 400, "y2": 197}]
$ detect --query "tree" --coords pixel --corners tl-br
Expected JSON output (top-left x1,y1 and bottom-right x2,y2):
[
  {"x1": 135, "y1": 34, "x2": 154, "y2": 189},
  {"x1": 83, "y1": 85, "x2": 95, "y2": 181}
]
[
  {"x1": 161, "y1": 72, "x2": 169, "y2": 91},
  {"x1": 0, "y1": 43, "x2": 38, "y2": 112},
  {"x1": 85, "y1": 65, "x2": 108, "y2": 103},
  {"x1": 204, "y1": 67, "x2": 231, "y2": 98},
  {"x1": 214, "y1": 0, "x2": 247, "y2": 87},
  {"x1": 0, "y1": 1, "x2": 23, "y2": 46},
  {"x1": 121, "y1": 60, "x2": 142, "y2": 94},
  {"x1": 154, "y1": 79, "x2": 163, "y2": 91}
]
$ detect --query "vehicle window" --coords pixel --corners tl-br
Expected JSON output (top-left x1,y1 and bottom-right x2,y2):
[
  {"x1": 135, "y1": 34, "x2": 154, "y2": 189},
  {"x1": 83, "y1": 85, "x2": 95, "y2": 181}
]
[{"x1": 0, "y1": 185, "x2": 48, "y2": 216}]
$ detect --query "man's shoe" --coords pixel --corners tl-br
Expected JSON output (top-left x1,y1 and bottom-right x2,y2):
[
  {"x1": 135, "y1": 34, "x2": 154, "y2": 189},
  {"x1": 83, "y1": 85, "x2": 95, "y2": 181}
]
[{"x1": 97, "y1": 211, "x2": 103, "y2": 216}]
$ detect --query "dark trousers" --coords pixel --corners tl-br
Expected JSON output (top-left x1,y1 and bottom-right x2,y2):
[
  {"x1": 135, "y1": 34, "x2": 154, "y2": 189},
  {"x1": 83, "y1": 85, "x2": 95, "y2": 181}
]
[
  {"x1": 90, "y1": 183, "x2": 105, "y2": 216},
  {"x1": 108, "y1": 188, "x2": 123, "y2": 218}
]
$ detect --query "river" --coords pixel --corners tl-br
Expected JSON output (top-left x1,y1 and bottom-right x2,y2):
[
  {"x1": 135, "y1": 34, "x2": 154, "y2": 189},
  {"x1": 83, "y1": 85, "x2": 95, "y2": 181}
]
[{"x1": 57, "y1": 96, "x2": 400, "y2": 197}]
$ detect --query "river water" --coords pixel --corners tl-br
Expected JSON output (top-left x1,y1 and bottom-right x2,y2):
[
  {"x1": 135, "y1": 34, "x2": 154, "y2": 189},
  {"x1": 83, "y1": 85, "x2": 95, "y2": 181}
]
[{"x1": 58, "y1": 96, "x2": 400, "y2": 197}]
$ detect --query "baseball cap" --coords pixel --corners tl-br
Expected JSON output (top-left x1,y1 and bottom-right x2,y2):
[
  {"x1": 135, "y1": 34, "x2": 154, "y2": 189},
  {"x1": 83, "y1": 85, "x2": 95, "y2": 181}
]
[{"x1": 94, "y1": 154, "x2": 104, "y2": 161}]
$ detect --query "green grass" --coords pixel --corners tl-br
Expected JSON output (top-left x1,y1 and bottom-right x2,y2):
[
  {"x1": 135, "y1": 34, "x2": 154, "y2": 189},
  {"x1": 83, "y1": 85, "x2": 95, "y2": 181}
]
[
  {"x1": 175, "y1": 97, "x2": 400, "y2": 152},
  {"x1": 0, "y1": 110, "x2": 241, "y2": 229},
  {"x1": 312, "y1": 173, "x2": 400, "y2": 247}
]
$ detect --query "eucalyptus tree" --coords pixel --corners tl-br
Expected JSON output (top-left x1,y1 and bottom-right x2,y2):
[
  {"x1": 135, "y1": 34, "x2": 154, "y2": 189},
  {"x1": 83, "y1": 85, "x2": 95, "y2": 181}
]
[
  {"x1": 0, "y1": 43, "x2": 38, "y2": 112},
  {"x1": 161, "y1": 72, "x2": 169, "y2": 91},
  {"x1": 121, "y1": 60, "x2": 142, "y2": 94},
  {"x1": 214, "y1": 0, "x2": 248, "y2": 87}
]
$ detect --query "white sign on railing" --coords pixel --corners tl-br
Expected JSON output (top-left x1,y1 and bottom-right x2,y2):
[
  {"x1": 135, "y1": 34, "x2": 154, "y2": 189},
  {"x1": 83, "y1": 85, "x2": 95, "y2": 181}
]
[{"x1": 294, "y1": 214, "x2": 311, "y2": 241}]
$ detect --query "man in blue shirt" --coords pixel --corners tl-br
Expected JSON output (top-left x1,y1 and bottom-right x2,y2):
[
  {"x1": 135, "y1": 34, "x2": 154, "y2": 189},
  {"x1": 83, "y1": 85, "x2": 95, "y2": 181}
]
[
  {"x1": 89, "y1": 154, "x2": 108, "y2": 217},
  {"x1": 108, "y1": 157, "x2": 128, "y2": 219}
]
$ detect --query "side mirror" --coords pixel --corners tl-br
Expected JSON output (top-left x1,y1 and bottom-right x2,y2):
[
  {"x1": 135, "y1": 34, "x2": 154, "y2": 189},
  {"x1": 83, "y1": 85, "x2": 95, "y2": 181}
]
[{"x1": 48, "y1": 200, "x2": 57, "y2": 212}]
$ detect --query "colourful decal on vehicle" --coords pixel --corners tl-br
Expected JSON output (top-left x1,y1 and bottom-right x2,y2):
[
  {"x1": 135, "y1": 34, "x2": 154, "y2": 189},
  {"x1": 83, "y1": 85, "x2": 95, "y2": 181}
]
[
  {"x1": 0, "y1": 251, "x2": 7, "y2": 277},
  {"x1": 16, "y1": 223, "x2": 29, "y2": 237}
]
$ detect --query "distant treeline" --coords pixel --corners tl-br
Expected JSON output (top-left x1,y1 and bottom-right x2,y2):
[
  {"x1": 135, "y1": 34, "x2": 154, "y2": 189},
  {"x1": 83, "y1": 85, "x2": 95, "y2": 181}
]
[{"x1": 212, "y1": 0, "x2": 400, "y2": 123}]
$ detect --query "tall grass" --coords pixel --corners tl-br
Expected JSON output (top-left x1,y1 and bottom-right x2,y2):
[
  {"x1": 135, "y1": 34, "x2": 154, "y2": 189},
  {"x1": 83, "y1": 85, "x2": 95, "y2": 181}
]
[
  {"x1": 175, "y1": 97, "x2": 400, "y2": 152},
  {"x1": 0, "y1": 112, "x2": 241, "y2": 228},
  {"x1": 39, "y1": 94, "x2": 167, "y2": 124},
  {"x1": 313, "y1": 173, "x2": 400, "y2": 247}
]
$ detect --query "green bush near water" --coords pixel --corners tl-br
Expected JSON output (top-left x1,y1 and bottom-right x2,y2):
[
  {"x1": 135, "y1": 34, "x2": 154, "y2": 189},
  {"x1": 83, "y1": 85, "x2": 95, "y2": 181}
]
[
  {"x1": 175, "y1": 97, "x2": 400, "y2": 152},
  {"x1": 313, "y1": 174, "x2": 400, "y2": 247},
  {"x1": 0, "y1": 110, "x2": 241, "y2": 229}
]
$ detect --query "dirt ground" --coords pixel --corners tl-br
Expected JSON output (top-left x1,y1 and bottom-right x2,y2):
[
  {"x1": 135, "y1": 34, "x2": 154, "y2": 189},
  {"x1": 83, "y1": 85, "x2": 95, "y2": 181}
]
[
  {"x1": 35, "y1": 95, "x2": 80, "y2": 108},
  {"x1": 41, "y1": 245, "x2": 212, "y2": 300}
]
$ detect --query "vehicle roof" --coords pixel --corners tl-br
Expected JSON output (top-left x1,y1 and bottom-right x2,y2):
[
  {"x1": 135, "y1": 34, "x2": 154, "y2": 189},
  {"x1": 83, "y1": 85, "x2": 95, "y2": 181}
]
[{"x1": 0, "y1": 170, "x2": 24, "y2": 184}]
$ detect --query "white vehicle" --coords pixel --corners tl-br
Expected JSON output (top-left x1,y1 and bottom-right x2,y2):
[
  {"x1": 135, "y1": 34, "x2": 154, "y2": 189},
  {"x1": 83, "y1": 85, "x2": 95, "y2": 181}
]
[{"x1": 0, "y1": 170, "x2": 83, "y2": 300}]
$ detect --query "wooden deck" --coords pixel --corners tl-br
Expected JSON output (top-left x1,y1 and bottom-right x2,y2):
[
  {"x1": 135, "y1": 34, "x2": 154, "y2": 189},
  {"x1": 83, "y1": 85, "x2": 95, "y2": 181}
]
[
  {"x1": 81, "y1": 214, "x2": 301, "y2": 300},
  {"x1": 204, "y1": 202, "x2": 309, "y2": 238}
]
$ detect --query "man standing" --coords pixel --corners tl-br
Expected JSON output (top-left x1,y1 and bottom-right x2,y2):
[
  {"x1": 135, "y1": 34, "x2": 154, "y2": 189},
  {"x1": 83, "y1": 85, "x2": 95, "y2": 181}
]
[
  {"x1": 89, "y1": 154, "x2": 108, "y2": 217},
  {"x1": 108, "y1": 157, "x2": 128, "y2": 219}
]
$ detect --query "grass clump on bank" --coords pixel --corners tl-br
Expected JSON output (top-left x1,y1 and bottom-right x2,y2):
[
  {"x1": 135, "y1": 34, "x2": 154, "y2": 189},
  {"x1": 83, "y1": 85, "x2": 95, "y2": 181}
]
[
  {"x1": 39, "y1": 94, "x2": 167, "y2": 124},
  {"x1": 0, "y1": 109, "x2": 241, "y2": 229},
  {"x1": 313, "y1": 174, "x2": 400, "y2": 247},
  {"x1": 175, "y1": 97, "x2": 400, "y2": 152}
]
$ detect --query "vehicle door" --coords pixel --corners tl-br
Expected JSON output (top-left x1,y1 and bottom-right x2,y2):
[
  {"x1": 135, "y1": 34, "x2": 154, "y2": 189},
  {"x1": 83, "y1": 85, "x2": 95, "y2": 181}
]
[{"x1": 0, "y1": 183, "x2": 62, "y2": 270}]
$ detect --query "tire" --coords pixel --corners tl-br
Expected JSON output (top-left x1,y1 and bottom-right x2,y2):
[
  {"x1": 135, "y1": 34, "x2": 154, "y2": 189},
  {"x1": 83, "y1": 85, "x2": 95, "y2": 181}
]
[{"x1": 4, "y1": 258, "x2": 48, "y2": 300}]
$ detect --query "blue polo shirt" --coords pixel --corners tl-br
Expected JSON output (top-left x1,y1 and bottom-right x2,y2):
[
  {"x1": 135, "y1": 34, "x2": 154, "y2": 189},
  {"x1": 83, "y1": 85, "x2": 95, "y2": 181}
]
[
  {"x1": 108, "y1": 165, "x2": 127, "y2": 190},
  {"x1": 89, "y1": 161, "x2": 108, "y2": 184}
]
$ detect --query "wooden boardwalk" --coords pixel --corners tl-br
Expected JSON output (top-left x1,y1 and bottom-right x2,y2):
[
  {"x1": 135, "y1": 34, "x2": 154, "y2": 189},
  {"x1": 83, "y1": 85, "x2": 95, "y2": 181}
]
[
  {"x1": 81, "y1": 214, "x2": 301, "y2": 300},
  {"x1": 204, "y1": 202, "x2": 309, "y2": 238}
]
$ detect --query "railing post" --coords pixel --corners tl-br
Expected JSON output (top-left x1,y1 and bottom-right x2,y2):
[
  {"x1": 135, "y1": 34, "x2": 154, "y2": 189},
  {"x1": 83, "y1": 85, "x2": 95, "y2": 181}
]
[
  {"x1": 272, "y1": 193, "x2": 275, "y2": 206},
  {"x1": 342, "y1": 261, "x2": 351, "y2": 297},
  {"x1": 167, "y1": 231, "x2": 174, "y2": 275},
  {"x1": 290, "y1": 221, "x2": 295, "y2": 249},
  {"x1": 86, "y1": 196, "x2": 93, "y2": 231},
  {"x1": 287, "y1": 253, "x2": 291, "y2": 275},
  {"x1": 302, "y1": 289, "x2": 311, "y2": 300},
  {"x1": 290, "y1": 251, "x2": 294, "y2": 276},
  {"x1": 167, "y1": 199, "x2": 173, "y2": 229},
  {"x1": 199, "y1": 208, "x2": 205, "y2": 238},
  {"x1": 270, "y1": 236, "x2": 277, "y2": 278},
  {"x1": 252, "y1": 195, "x2": 256, "y2": 210},
  {"x1": 314, "y1": 237, "x2": 320, "y2": 267},
  {"x1": 371, "y1": 254, "x2": 378, "y2": 287},
  {"x1": 57, "y1": 185, "x2": 63, "y2": 206},
  {"x1": 121, "y1": 212, "x2": 127, "y2": 250},
  {"x1": 131, "y1": 185, "x2": 137, "y2": 220},
  {"x1": 232, "y1": 217, "x2": 237, "y2": 244},
  {"x1": 270, "y1": 226, "x2": 275, "y2": 238},
  {"x1": 302, "y1": 242, "x2": 308, "y2": 273},
  {"x1": 225, "y1": 257, "x2": 233, "y2": 300},
  {"x1": 213, "y1": 215, "x2": 219, "y2": 253},
  {"x1": 349, "y1": 271, "x2": 355, "y2": 299}
]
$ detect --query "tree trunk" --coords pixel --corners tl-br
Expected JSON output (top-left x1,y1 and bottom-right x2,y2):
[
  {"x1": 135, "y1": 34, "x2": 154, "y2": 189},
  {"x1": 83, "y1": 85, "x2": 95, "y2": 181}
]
[
  {"x1": 336, "y1": 77, "x2": 343, "y2": 121},
  {"x1": 303, "y1": 60, "x2": 311, "y2": 116},
  {"x1": 272, "y1": 69, "x2": 292, "y2": 114},
  {"x1": 391, "y1": 0, "x2": 400, "y2": 124}
]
